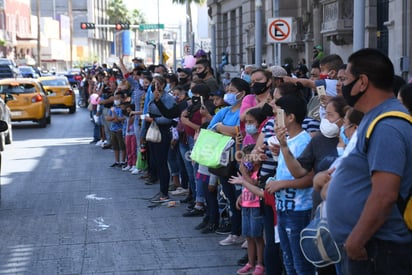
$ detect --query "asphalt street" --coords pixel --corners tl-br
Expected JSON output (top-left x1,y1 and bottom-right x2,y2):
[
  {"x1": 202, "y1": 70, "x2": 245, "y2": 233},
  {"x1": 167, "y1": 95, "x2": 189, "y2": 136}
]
[{"x1": 0, "y1": 105, "x2": 244, "y2": 274}]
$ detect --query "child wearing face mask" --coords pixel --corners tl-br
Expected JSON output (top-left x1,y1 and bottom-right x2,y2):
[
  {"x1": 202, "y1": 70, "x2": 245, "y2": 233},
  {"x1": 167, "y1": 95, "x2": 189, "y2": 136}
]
[
  {"x1": 242, "y1": 108, "x2": 266, "y2": 146},
  {"x1": 106, "y1": 92, "x2": 126, "y2": 168}
]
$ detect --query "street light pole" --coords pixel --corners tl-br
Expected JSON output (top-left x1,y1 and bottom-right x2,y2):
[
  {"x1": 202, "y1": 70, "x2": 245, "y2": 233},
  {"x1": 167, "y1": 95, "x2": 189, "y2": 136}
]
[
  {"x1": 255, "y1": 0, "x2": 263, "y2": 68},
  {"x1": 36, "y1": 0, "x2": 41, "y2": 68},
  {"x1": 68, "y1": 0, "x2": 73, "y2": 68}
]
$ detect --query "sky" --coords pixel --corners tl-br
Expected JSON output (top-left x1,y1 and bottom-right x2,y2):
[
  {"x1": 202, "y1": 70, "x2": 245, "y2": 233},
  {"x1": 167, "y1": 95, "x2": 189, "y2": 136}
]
[{"x1": 124, "y1": 0, "x2": 188, "y2": 26}]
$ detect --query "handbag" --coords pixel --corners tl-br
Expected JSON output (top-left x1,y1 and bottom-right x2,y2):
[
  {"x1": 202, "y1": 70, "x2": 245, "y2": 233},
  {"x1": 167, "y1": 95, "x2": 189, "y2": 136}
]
[
  {"x1": 300, "y1": 201, "x2": 341, "y2": 267},
  {"x1": 190, "y1": 129, "x2": 234, "y2": 168},
  {"x1": 146, "y1": 121, "x2": 161, "y2": 143}
]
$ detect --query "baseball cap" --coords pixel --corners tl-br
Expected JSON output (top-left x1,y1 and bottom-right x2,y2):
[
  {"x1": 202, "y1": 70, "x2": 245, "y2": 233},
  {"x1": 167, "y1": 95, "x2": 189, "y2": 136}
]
[
  {"x1": 177, "y1": 67, "x2": 192, "y2": 76},
  {"x1": 194, "y1": 49, "x2": 207, "y2": 58},
  {"x1": 269, "y1": 65, "x2": 288, "y2": 78},
  {"x1": 210, "y1": 90, "x2": 225, "y2": 97}
]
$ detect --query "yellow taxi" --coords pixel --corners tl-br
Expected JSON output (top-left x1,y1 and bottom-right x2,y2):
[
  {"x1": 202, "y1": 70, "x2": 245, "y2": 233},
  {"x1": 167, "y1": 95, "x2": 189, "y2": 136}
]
[
  {"x1": 38, "y1": 76, "x2": 76, "y2": 113},
  {"x1": 0, "y1": 78, "x2": 51, "y2": 128}
]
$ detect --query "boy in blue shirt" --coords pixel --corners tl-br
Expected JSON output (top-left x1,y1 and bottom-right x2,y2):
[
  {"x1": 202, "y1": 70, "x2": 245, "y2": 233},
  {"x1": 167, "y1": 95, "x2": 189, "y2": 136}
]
[{"x1": 106, "y1": 93, "x2": 126, "y2": 167}]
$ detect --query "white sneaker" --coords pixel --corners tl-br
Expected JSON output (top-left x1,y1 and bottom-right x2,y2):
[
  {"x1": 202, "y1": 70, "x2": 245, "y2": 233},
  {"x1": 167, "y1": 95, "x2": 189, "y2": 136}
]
[
  {"x1": 241, "y1": 240, "x2": 248, "y2": 249},
  {"x1": 95, "y1": 140, "x2": 103, "y2": 146},
  {"x1": 131, "y1": 168, "x2": 140, "y2": 174},
  {"x1": 101, "y1": 140, "x2": 108, "y2": 148},
  {"x1": 122, "y1": 165, "x2": 131, "y2": 171},
  {"x1": 219, "y1": 234, "x2": 245, "y2": 246},
  {"x1": 129, "y1": 166, "x2": 135, "y2": 171},
  {"x1": 170, "y1": 187, "x2": 189, "y2": 196}
]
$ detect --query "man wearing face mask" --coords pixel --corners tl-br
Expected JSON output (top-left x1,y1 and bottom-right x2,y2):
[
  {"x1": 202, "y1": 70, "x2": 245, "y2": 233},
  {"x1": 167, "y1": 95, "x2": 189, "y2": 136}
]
[
  {"x1": 327, "y1": 48, "x2": 412, "y2": 275},
  {"x1": 177, "y1": 67, "x2": 192, "y2": 91},
  {"x1": 194, "y1": 59, "x2": 219, "y2": 93}
]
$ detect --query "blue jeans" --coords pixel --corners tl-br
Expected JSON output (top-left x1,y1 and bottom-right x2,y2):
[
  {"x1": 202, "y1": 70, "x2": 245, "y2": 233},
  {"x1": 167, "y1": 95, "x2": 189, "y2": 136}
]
[
  {"x1": 278, "y1": 209, "x2": 315, "y2": 275},
  {"x1": 263, "y1": 205, "x2": 283, "y2": 275},
  {"x1": 179, "y1": 136, "x2": 195, "y2": 196},
  {"x1": 219, "y1": 175, "x2": 241, "y2": 236},
  {"x1": 340, "y1": 238, "x2": 412, "y2": 275}
]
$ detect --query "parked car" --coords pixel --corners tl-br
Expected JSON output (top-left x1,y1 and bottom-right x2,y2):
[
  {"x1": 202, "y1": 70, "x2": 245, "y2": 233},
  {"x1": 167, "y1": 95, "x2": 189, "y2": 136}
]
[
  {"x1": 0, "y1": 97, "x2": 12, "y2": 151},
  {"x1": 0, "y1": 64, "x2": 17, "y2": 79},
  {"x1": 0, "y1": 78, "x2": 51, "y2": 127},
  {"x1": 18, "y1": 66, "x2": 39, "y2": 78},
  {"x1": 63, "y1": 68, "x2": 82, "y2": 88},
  {"x1": 0, "y1": 119, "x2": 8, "y2": 201},
  {"x1": 38, "y1": 76, "x2": 76, "y2": 113}
]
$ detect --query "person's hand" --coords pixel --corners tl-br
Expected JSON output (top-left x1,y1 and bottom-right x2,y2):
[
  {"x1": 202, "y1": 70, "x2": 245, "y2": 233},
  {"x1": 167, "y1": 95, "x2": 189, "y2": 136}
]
[
  {"x1": 144, "y1": 116, "x2": 153, "y2": 123},
  {"x1": 344, "y1": 237, "x2": 368, "y2": 260},
  {"x1": 153, "y1": 84, "x2": 161, "y2": 101},
  {"x1": 268, "y1": 143, "x2": 280, "y2": 157},
  {"x1": 319, "y1": 95, "x2": 331, "y2": 107},
  {"x1": 313, "y1": 167, "x2": 335, "y2": 192},
  {"x1": 229, "y1": 172, "x2": 244, "y2": 185},
  {"x1": 235, "y1": 195, "x2": 242, "y2": 210},
  {"x1": 170, "y1": 139, "x2": 177, "y2": 149},
  {"x1": 119, "y1": 55, "x2": 124, "y2": 64},
  {"x1": 265, "y1": 179, "x2": 283, "y2": 194},
  {"x1": 180, "y1": 115, "x2": 190, "y2": 125},
  {"x1": 274, "y1": 127, "x2": 288, "y2": 147},
  {"x1": 255, "y1": 144, "x2": 268, "y2": 161}
]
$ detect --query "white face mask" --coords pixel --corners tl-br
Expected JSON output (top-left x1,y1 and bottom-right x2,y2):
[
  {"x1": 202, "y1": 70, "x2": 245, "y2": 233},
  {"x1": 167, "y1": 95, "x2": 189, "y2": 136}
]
[
  {"x1": 320, "y1": 118, "x2": 340, "y2": 138},
  {"x1": 114, "y1": 100, "x2": 121, "y2": 106}
]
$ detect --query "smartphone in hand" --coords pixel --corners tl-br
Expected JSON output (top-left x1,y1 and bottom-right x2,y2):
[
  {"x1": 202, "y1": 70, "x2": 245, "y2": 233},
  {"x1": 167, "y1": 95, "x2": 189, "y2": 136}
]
[
  {"x1": 276, "y1": 108, "x2": 285, "y2": 128},
  {"x1": 316, "y1": 85, "x2": 327, "y2": 96}
]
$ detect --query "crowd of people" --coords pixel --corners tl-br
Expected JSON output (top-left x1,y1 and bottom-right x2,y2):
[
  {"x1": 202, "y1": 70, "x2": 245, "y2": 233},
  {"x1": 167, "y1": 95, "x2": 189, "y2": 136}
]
[{"x1": 78, "y1": 47, "x2": 412, "y2": 275}]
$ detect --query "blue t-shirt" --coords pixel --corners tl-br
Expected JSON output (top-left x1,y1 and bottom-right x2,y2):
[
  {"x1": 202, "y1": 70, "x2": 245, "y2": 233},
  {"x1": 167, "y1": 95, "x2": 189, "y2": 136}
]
[
  {"x1": 327, "y1": 98, "x2": 412, "y2": 244},
  {"x1": 207, "y1": 106, "x2": 240, "y2": 128},
  {"x1": 108, "y1": 106, "x2": 124, "y2": 132},
  {"x1": 274, "y1": 130, "x2": 312, "y2": 212}
]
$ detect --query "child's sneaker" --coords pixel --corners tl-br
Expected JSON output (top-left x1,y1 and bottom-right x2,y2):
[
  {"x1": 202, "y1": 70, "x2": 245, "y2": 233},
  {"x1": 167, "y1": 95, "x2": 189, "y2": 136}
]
[
  {"x1": 122, "y1": 165, "x2": 131, "y2": 171},
  {"x1": 237, "y1": 263, "x2": 253, "y2": 275},
  {"x1": 131, "y1": 167, "x2": 140, "y2": 174},
  {"x1": 219, "y1": 234, "x2": 245, "y2": 246},
  {"x1": 252, "y1": 264, "x2": 264, "y2": 275}
]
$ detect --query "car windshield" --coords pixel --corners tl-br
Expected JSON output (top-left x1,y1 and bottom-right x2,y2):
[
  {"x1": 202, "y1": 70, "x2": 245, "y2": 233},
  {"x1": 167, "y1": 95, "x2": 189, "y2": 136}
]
[
  {"x1": 19, "y1": 67, "x2": 33, "y2": 73},
  {"x1": 41, "y1": 79, "x2": 69, "y2": 86},
  {"x1": 0, "y1": 84, "x2": 36, "y2": 94}
]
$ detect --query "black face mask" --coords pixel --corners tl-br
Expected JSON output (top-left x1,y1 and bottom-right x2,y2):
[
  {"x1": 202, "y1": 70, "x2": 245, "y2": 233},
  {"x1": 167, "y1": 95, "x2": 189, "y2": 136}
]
[
  {"x1": 261, "y1": 103, "x2": 274, "y2": 117},
  {"x1": 251, "y1": 82, "x2": 268, "y2": 95},
  {"x1": 179, "y1": 77, "x2": 188, "y2": 83},
  {"x1": 197, "y1": 70, "x2": 207, "y2": 79},
  {"x1": 342, "y1": 77, "x2": 363, "y2": 107},
  {"x1": 191, "y1": 96, "x2": 201, "y2": 105}
]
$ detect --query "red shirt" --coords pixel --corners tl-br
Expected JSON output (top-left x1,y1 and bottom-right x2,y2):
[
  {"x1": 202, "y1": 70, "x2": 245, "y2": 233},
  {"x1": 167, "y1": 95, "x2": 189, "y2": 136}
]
[{"x1": 184, "y1": 110, "x2": 202, "y2": 137}]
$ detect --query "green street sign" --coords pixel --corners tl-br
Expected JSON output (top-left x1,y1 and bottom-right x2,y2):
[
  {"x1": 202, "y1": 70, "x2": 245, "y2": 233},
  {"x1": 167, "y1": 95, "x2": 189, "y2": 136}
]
[{"x1": 139, "y1": 24, "x2": 164, "y2": 31}]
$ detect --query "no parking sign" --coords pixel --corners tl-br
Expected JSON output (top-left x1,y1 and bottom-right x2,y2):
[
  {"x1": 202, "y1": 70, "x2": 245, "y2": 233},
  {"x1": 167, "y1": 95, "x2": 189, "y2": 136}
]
[{"x1": 267, "y1": 17, "x2": 293, "y2": 43}]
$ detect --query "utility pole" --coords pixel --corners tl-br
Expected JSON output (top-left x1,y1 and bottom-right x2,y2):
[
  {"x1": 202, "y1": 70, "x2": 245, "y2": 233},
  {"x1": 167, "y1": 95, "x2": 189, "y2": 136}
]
[
  {"x1": 68, "y1": 0, "x2": 73, "y2": 68},
  {"x1": 255, "y1": 0, "x2": 263, "y2": 68},
  {"x1": 36, "y1": 0, "x2": 41, "y2": 68}
]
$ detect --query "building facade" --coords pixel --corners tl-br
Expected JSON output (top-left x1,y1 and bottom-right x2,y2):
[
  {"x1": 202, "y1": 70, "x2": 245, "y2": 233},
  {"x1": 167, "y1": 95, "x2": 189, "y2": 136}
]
[{"x1": 207, "y1": 0, "x2": 412, "y2": 79}]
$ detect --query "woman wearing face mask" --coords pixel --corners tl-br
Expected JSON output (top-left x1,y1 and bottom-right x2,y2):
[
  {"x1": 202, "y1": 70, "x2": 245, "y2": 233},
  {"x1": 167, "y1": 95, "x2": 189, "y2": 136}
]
[
  {"x1": 144, "y1": 76, "x2": 177, "y2": 203},
  {"x1": 240, "y1": 69, "x2": 273, "y2": 133},
  {"x1": 207, "y1": 77, "x2": 250, "y2": 246}
]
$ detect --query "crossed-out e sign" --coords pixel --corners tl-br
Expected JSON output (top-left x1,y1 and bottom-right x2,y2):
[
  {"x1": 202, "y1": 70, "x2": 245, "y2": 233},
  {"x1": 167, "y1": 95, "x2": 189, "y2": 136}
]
[{"x1": 267, "y1": 17, "x2": 293, "y2": 43}]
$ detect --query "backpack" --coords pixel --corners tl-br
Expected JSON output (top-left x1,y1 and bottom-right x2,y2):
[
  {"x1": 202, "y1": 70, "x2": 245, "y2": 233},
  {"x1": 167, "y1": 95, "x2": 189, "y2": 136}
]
[{"x1": 365, "y1": 111, "x2": 412, "y2": 232}]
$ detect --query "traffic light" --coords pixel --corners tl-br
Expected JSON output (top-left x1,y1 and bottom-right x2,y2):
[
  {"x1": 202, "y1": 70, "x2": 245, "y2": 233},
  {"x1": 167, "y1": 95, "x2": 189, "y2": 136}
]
[
  {"x1": 80, "y1": 22, "x2": 95, "y2": 30},
  {"x1": 115, "y1": 23, "x2": 130, "y2": 30}
]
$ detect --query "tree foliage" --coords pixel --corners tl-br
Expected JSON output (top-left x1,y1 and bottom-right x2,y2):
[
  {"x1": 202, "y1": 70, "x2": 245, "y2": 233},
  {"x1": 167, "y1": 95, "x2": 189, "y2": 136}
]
[{"x1": 107, "y1": 0, "x2": 146, "y2": 25}]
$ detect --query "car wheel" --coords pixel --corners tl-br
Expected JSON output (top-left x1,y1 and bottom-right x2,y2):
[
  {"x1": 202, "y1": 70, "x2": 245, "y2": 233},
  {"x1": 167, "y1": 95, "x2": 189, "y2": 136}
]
[
  {"x1": 69, "y1": 105, "x2": 76, "y2": 114},
  {"x1": 38, "y1": 115, "x2": 47, "y2": 128},
  {"x1": 46, "y1": 110, "x2": 51, "y2": 124}
]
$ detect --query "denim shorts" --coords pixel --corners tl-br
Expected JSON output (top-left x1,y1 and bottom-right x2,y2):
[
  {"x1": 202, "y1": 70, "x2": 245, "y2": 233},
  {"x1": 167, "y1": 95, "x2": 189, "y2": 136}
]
[{"x1": 242, "y1": 207, "x2": 264, "y2": 237}]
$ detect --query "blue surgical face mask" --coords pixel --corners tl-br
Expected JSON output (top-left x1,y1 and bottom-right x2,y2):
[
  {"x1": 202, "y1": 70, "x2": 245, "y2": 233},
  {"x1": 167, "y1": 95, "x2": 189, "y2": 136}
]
[
  {"x1": 188, "y1": 89, "x2": 193, "y2": 98},
  {"x1": 340, "y1": 125, "x2": 350, "y2": 145},
  {"x1": 223, "y1": 93, "x2": 238, "y2": 106},
  {"x1": 245, "y1": 124, "x2": 258, "y2": 135}
]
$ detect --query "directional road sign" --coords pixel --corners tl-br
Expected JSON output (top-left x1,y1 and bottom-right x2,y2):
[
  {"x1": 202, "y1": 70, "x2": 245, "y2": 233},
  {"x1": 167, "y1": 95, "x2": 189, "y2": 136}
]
[{"x1": 139, "y1": 24, "x2": 165, "y2": 31}]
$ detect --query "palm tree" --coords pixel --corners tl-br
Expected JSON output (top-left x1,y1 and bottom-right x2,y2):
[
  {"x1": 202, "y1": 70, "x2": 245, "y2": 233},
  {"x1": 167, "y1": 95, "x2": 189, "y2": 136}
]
[{"x1": 171, "y1": 0, "x2": 206, "y2": 43}]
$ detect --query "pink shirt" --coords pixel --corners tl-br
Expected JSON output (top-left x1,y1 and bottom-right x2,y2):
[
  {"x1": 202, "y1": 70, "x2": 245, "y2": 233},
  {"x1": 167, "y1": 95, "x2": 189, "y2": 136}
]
[{"x1": 241, "y1": 171, "x2": 260, "y2": 208}]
